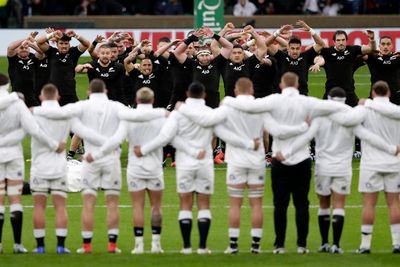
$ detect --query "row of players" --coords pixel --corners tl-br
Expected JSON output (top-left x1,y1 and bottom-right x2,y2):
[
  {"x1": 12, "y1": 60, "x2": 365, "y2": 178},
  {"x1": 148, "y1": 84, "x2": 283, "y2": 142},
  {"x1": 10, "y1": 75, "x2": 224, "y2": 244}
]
[
  {"x1": 7, "y1": 22, "x2": 400, "y2": 161},
  {"x1": 0, "y1": 71, "x2": 399, "y2": 254}
]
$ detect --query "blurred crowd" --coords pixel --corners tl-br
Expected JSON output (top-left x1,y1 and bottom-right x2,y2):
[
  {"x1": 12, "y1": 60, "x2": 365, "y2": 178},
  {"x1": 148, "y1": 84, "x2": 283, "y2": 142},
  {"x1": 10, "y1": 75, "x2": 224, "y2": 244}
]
[{"x1": 0, "y1": 0, "x2": 399, "y2": 28}]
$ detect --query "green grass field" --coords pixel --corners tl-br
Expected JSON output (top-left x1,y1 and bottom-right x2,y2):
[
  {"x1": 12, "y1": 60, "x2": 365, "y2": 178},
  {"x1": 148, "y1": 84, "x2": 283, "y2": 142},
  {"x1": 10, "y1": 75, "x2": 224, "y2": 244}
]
[{"x1": 0, "y1": 57, "x2": 399, "y2": 266}]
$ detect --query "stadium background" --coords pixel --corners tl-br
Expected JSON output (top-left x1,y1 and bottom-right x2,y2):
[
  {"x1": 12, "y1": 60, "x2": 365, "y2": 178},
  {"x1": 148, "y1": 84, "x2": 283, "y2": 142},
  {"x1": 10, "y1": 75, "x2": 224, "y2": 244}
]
[{"x1": 1, "y1": 0, "x2": 400, "y2": 266}]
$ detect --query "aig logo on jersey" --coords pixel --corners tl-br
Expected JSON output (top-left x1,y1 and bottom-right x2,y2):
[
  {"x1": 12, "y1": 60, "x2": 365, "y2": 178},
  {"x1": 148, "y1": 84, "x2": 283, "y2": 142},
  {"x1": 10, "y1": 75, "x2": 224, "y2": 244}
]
[{"x1": 19, "y1": 59, "x2": 34, "y2": 70}]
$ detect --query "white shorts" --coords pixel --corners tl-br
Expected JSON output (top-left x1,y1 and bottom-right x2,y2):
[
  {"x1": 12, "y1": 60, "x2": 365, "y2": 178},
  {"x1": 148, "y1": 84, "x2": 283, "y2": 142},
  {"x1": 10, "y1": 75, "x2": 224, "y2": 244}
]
[
  {"x1": 358, "y1": 169, "x2": 400, "y2": 193},
  {"x1": 81, "y1": 158, "x2": 122, "y2": 192},
  {"x1": 0, "y1": 158, "x2": 24, "y2": 181},
  {"x1": 176, "y1": 165, "x2": 214, "y2": 194},
  {"x1": 30, "y1": 176, "x2": 68, "y2": 196},
  {"x1": 226, "y1": 165, "x2": 265, "y2": 185},
  {"x1": 127, "y1": 174, "x2": 164, "y2": 192},
  {"x1": 315, "y1": 175, "x2": 351, "y2": 196}
]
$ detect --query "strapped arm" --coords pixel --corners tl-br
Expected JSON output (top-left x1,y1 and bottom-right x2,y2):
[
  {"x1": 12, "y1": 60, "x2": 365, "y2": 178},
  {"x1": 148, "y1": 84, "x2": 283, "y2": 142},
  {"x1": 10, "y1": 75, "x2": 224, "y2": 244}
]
[
  {"x1": 353, "y1": 125, "x2": 397, "y2": 155},
  {"x1": 328, "y1": 104, "x2": 366, "y2": 127},
  {"x1": 307, "y1": 97, "x2": 348, "y2": 118},
  {"x1": 281, "y1": 119, "x2": 321, "y2": 159},
  {"x1": 178, "y1": 105, "x2": 227, "y2": 127},
  {"x1": 0, "y1": 92, "x2": 18, "y2": 109},
  {"x1": 118, "y1": 108, "x2": 167, "y2": 122},
  {"x1": 222, "y1": 95, "x2": 276, "y2": 113},
  {"x1": 92, "y1": 121, "x2": 128, "y2": 160},
  {"x1": 141, "y1": 113, "x2": 179, "y2": 155},
  {"x1": 364, "y1": 99, "x2": 400, "y2": 120},
  {"x1": 32, "y1": 102, "x2": 84, "y2": 120},
  {"x1": 0, "y1": 129, "x2": 26, "y2": 147},
  {"x1": 214, "y1": 124, "x2": 255, "y2": 150},
  {"x1": 70, "y1": 118, "x2": 107, "y2": 146},
  {"x1": 264, "y1": 113, "x2": 309, "y2": 139}
]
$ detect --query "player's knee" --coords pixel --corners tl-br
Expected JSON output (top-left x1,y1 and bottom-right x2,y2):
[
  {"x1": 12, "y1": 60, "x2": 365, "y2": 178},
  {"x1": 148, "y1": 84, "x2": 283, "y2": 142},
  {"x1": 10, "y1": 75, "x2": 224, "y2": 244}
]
[
  {"x1": 0, "y1": 182, "x2": 5, "y2": 196},
  {"x1": 198, "y1": 209, "x2": 211, "y2": 220},
  {"x1": 178, "y1": 210, "x2": 192, "y2": 221},
  {"x1": 7, "y1": 183, "x2": 23, "y2": 196},
  {"x1": 82, "y1": 188, "x2": 98, "y2": 197},
  {"x1": 10, "y1": 203, "x2": 23, "y2": 213},
  {"x1": 332, "y1": 208, "x2": 345, "y2": 217},
  {"x1": 248, "y1": 187, "x2": 264, "y2": 198},
  {"x1": 51, "y1": 190, "x2": 68, "y2": 199},
  {"x1": 104, "y1": 189, "x2": 120, "y2": 197},
  {"x1": 32, "y1": 190, "x2": 48, "y2": 197},
  {"x1": 227, "y1": 186, "x2": 244, "y2": 198}
]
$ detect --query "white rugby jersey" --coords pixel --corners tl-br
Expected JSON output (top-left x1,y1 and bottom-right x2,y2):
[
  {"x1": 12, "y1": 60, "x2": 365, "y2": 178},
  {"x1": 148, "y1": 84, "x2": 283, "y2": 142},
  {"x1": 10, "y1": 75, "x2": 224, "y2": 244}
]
[
  {"x1": 92, "y1": 104, "x2": 166, "y2": 179},
  {"x1": 33, "y1": 93, "x2": 127, "y2": 164},
  {"x1": 31, "y1": 100, "x2": 106, "y2": 179},
  {"x1": 0, "y1": 90, "x2": 58, "y2": 163},
  {"x1": 360, "y1": 97, "x2": 400, "y2": 172},
  {"x1": 141, "y1": 98, "x2": 253, "y2": 170},
  {"x1": 223, "y1": 87, "x2": 349, "y2": 165},
  {"x1": 282, "y1": 115, "x2": 396, "y2": 177}
]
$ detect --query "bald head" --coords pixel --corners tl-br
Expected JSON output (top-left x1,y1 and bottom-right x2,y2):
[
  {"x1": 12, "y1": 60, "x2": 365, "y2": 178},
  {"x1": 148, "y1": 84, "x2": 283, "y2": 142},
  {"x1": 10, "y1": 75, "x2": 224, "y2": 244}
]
[
  {"x1": 280, "y1": 72, "x2": 299, "y2": 89},
  {"x1": 234, "y1": 77, "x2": 254, "y2": 96}
]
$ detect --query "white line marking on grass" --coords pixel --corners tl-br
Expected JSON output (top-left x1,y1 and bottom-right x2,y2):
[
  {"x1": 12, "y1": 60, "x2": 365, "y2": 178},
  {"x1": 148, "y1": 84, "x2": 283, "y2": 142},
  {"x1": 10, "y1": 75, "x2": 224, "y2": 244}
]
[{"x1": 18, "y1": 204, "x2": 386, "y2": 209}]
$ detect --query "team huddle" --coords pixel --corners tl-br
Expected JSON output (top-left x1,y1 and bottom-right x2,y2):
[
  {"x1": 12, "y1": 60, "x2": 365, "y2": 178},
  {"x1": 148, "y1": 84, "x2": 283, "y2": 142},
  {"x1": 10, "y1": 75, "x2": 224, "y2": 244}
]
[{"x1": 1, "y1": 20, "x2": 400, "y2": 255}]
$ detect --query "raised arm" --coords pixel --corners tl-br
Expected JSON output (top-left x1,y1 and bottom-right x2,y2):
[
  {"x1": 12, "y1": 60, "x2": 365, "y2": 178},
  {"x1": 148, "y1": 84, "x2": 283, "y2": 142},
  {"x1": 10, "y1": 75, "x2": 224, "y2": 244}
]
[
  {"x1": 245, "y1": 25, "x2": 267, "y2": 61},
  {"x1": 173, "y1": 29, "x2": 202, "y2": 64},
  {"x1": 203, "y1": 26, "x2": 233, "y2": 59},
  {"x1": 211, "y1": 22, "x2": 235, "y2": 57},
  {"x1": 361, "y1": 30, "x2": 376, "y2": 55},
  {"x1": 296, "y1": 20, "x2": 326, "y2": 53},
  {"x1": 35, "y1": 30, "x2": 63, "y2": 52},
  {"x1": 87, "y1": 35, "x2": 104, "y2": 60},
  {"x1": 154, "y1": 39, "x2": 181, "y2": 58},
  {"x1": 75, "y1": 62, "x2": 93, "y2": 73},
  {"x1": 65, "y1": 30, "x2": 90, "y2": 52},
  {"x1": 0, "y1": 129, "x2": 26, "y2": 147},
  {"x1": 265, "y1": 25, "x2": 293, "y2": 55},
  {"x1": 124, "y1": 45, "x2": 141, "y2": 73},
  {"x1": 7, "y1": 39, "x2": 28, "y2": 57}
]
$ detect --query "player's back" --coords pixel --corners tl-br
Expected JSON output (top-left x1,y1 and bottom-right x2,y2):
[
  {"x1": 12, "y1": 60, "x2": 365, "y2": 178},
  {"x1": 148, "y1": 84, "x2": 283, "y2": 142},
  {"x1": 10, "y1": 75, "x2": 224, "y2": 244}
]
[
  {"x1": 314, "y1": 117, "x2": 354, "y2": 177},
  {"x1": 361, "y1": 103, "x2": 400, "y2": 172},
  {"x1": 223, "y1": 95, "x2": 265, "y2": 168},
  {"x1": 31, "y1": 100, "x2": 70, "y2": 179}
]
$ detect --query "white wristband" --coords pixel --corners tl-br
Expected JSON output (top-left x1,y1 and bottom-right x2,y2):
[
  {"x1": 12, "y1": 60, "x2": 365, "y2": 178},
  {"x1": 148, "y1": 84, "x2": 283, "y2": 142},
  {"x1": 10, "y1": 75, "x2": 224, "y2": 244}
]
[
  {"x1": 310, "y1": 28, "x2": 316, "y2": 36},
  {"x1": 273, "y1": 30, "x2": 281, "y2": 38},
  {"x1": 46, "y1": 33, "x2": 53, "y2": 40}
]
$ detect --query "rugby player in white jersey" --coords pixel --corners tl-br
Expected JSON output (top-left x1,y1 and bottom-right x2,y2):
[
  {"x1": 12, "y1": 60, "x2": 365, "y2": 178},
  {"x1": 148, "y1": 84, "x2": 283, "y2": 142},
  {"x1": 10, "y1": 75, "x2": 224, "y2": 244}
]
[
  {"x1": 30, "y1": 84, "x2": 106, "y2": 254},
  {"x1": 276, "y1": 86, "x2": 400, "y2": 254},
  {"x1": 134, "y1": 81, "x2": 258, "y2": 254},
  {"x1": 85, "y1": 87, "x2": 172, "y2": 254},
  {"x1": 0, "y1": 73, "x2": 65, "y2": 254},
  {"x1": 352, "y1": 81, "x2": 400, "y2": 254},
  {"x1": 32, "y1": 79, "x2": 127, "y2": 254},
  {"x1": 223, "y1": 72, "x2": 350, "y2": 254}
]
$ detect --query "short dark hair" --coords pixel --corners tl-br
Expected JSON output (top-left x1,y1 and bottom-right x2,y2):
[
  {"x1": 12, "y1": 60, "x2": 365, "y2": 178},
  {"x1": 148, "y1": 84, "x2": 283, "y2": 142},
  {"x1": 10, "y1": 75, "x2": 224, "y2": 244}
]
[
  {"x1": 0, "y1": 73, "x2": 9, "y2": 86},
  {"x1": 288, "y1": 36, "x2": 302, "y2": 46},
  {"x1": 380, "y1": 35, "x2": 392, "y2": 42},
  {"x1": 188, "y1": 81, "x2": 205, "y2": 98},
  {"x1": 41, "y1": 83, "x2": 59, "y2": 99},
  {"x1": 328, "y1": 87, "x2": 346, "y2": 98},
  {"x1": 59, "y1": 33, "x2": 71, "y2": 42},
  {"x1": 232, "y1": 44, "x2": 243, "y2": 50},
  {"x1": 333, "y1": 30, "x2": 348, "y2": 41},
  {"x1": 372, "y1": 80, "x2": 389, "y2": 96},
  {"x1": 98, "y1": 43, "x2": 111, "y2": 50},
  {"x1": 108, "y1": 41, "x2": 118, "y2": 48},
  {"x1": 158, "y1": 36, "x2": 171, "y2": 43},
  {"x1": 89, "y1": 79, "x2": 106, "y2": 93}
]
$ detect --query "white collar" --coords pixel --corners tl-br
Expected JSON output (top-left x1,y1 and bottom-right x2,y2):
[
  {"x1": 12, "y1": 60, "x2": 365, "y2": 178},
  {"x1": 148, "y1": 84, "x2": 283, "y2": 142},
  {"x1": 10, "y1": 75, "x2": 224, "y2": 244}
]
[
  {"x1": 89, "y1": 93, "x2": 108, "y2": 100},
  {"x1": 41, "y1": 100, "x2": 60, "y2": 107},
  {"x1": 185, "y1": 98, "x2": 206, "y2": 105},
  {"x1": 136, "y1": 103, "x2": 153, "y2": 109}
]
